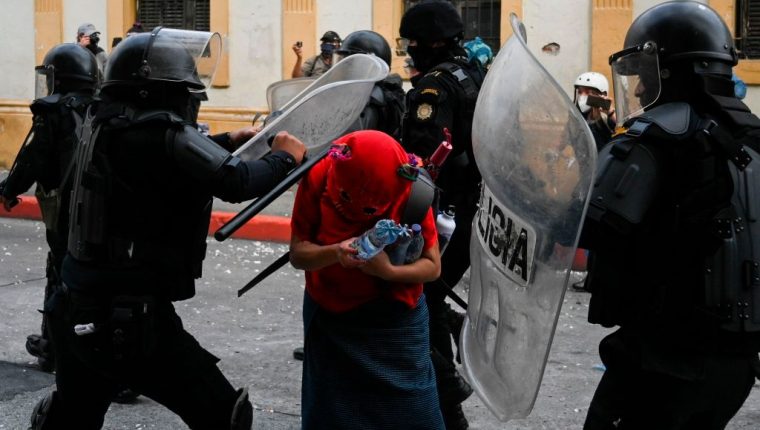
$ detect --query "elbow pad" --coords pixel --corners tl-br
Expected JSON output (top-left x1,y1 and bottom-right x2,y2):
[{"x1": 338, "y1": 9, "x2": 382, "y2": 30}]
[{"x1": 168, "y1": 125, "x2": 237, "y2": 182}]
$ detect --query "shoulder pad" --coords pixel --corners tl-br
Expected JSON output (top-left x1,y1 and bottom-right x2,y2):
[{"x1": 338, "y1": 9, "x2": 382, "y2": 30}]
[
  {"x1": 30, "y1": 94, "x2": 62, "y2": 113},
  {"x1": 625, "y1": 102, "x2": 694, "y2": 139}
]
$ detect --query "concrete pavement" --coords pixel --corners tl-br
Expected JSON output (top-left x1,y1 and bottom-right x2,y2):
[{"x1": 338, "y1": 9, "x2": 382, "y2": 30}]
[{"x1": 1, "y1": 216, "x2": 759, "y2": 429}]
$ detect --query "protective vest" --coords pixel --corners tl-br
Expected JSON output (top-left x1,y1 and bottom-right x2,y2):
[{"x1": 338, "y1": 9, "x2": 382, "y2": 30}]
[
  {"x1": 428, "y1": 60, "x2": 484, "y2": 160},
  {"x1": 67, "y1": 102, "x2": 231, "y2": 300},
  {"x1": 3, "y1": 93, "x2": 93, "y2": 265},
  {"x1": 586, "y1": 101, "x2": 760, "y2": 334}
]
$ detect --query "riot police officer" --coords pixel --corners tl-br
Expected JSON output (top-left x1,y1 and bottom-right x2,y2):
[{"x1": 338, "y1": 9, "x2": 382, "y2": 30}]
[
  {"x1": 0, "y1": 43, "x2": 99, "y2": 373},
  {"x1": 335, "y1": 30, "x2": 406, "y2": 141},
  {"x1": 29, "y1": 28, "x2": 306, "y2": 429},
  {"x1": 399, "y1": 1, "x2": 486, "y2": 428},
  {"x1": 581, "y1": 2, "x2": 760, "y2": 428}
]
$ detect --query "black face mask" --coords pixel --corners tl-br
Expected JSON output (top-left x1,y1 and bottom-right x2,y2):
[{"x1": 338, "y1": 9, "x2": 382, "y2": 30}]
[{"x1": 406, "y1": 44, "x2": 449, "y2": 74}]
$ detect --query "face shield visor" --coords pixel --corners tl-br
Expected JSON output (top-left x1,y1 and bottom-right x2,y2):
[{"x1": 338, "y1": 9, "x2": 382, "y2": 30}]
[
  {"x1": 143, "y1": 28, "x2": 222, "y2": 91},
  {"x1": 609, "y1": 42, "x2": 661, "y2": 126},
  {"x1": 34, "y1": 65, "x2": 55, "y2": 99}
]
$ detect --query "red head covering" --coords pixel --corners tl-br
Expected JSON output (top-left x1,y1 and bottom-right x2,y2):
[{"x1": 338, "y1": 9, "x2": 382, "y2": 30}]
[
  {"x1": 326, "y1": 130, "x2": 410, "y2": 223},
  {"x1": 291, "y1": 130, "x2": 438, "y2": 313}
]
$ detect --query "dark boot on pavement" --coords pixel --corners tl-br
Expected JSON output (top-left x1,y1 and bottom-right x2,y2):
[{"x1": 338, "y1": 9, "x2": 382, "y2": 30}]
[{"x1": 442, "y1": 403, "x2": 469, "y2": 430}]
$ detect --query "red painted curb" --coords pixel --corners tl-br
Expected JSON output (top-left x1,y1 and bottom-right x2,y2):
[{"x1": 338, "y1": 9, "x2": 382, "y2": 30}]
[{"x1": 1, "y1": 196, "x2": 292, "y2": 244}]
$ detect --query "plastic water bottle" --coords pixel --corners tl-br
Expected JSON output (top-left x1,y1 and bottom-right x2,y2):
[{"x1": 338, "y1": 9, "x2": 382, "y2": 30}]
[
  {"x1": 352, "y1": 219, "x2": 406, "y2": 261},
  {"x1": 436, "y1": 205, "x2": 456, "y2": 255},
  {"x1": 387, "y1": 227, "x2": 412, "y2": 265},
  {"x1": 404, "y1": 224, "x2": 425, "y2": 264}
]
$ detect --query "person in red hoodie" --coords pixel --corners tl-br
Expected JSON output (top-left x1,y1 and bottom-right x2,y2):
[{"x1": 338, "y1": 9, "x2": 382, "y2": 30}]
[{"x1": 289, "y1": 130, "x2": 444, "y2": 429}]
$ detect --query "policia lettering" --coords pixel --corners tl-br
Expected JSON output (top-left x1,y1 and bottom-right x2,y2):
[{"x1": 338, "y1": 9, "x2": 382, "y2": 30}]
[{"x1": 476, "y1": 185, "x2": 536, "y2": 285}]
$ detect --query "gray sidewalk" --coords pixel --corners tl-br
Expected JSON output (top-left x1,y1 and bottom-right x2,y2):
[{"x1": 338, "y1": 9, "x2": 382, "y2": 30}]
[{"x1": 1, "y1": 217, "x2": 759, "y2": 429}]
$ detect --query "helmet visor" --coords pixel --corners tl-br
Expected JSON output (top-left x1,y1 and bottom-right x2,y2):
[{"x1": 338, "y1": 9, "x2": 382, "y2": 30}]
[
  {"x1": 145, "y1": 28, "x2": 222, "y2": 90},
  {"x1": 34, "y1": 65, "x2": 55, "y2": 99},
  {"x1": 610, "y1": 42, "x2": 660, "y2": 126}
]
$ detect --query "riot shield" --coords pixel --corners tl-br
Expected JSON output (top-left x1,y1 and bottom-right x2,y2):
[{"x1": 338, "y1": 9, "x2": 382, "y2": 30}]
[
  {"x1": 234, "y1": 54, "x2": 388, "y2": 161},
  {"x1": 460, "y1": 14, "x2": 597, "y2": 421},
  {"x1": 266, "y1": 77, "x2": 316, "y2": 112}
]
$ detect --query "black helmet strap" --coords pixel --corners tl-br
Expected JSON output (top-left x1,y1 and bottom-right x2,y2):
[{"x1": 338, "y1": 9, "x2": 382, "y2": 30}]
[{"x1": 138, "y1": 26, "x2": 164, "y2": 79}]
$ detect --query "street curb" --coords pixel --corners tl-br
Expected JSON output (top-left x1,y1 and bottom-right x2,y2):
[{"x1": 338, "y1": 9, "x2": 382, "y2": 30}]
[{"x1": 0, "y1": 196, "x2": 292, "y2": 244}]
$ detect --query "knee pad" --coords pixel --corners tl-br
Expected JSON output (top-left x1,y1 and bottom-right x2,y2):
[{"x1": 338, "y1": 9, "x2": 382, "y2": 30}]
[
  {"x1": 29, "y1": 391, "x2": 59, "y2": 430},
  {"x1": 230, "y1": 387, "x2": 253, "y2": 430}
]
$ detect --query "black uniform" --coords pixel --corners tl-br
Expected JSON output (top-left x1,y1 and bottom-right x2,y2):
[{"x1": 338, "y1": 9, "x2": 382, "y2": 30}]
[
  {"x1": 34, "y1": 29, "x2": 296, "y2": 430},
  {"x1": 401, "y1": 54, "x2": 485, "y2": 414},
  {"x1": 1, "y1": 92, "x2": 94, "y2": 370},
  {"x1": 580, "y1": 4, "x2": 760, "y2": 428},
  {"x1": 581, "y1": 99, "x2": 760, "y2": 430},
  {"x1": 42, "y1": 95, "x2": 295, "y2": 429}
]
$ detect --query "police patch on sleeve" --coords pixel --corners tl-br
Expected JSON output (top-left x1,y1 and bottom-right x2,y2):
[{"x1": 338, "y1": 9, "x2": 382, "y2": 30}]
[{"x1": 416, "y1": 103, "x2": 434, "y2": 121}]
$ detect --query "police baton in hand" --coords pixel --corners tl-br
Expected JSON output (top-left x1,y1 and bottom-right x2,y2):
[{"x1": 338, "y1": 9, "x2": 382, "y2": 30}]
[{"x1": 214, "y1": 144, "x2": 331, "y2": 242}]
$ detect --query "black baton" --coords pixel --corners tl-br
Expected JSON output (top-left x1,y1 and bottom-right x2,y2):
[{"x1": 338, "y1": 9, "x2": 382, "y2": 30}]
[{"x1": 214, "y1": 145, "x2": 331, "y2": 242}]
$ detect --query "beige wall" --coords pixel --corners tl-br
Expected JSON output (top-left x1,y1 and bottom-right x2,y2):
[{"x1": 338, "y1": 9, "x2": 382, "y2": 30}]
[
  {"x1": 1, "y1": 1, "x2": 35, "y2": 100},
  {"x1": 318, "y1": 0, "x2": 372, "y2": 41},
  {"x1": 524, "y1": 0, "x2": 592, "y2": 97},
  {"x1": 63, "y1": 0, "x2": 108, "y2": 47}
]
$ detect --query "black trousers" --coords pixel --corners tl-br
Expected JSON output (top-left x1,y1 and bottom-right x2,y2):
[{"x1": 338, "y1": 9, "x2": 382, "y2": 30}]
[
  {"x1": 45, "y1": 284, "x2": 239, "y2": 429},
  {"x1": 584, "y1": 328, "x2": 756, "y2": 430}
]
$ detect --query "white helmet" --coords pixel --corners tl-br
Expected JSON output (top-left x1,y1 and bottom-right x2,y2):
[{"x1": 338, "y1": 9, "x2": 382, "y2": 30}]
[{"x1": 574, "y1": 71, "x2": 609, "y2": 95}]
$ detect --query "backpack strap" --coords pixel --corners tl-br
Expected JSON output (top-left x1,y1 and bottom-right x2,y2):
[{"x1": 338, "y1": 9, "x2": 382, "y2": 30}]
[{"x1": 401, "y1": 169, "x2": 436, "y2": 226}]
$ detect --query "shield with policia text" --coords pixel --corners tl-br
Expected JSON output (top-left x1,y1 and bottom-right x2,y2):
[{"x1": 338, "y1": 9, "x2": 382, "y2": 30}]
[
  {"x1": 460, "y1": 14, "x2": 597, "y2": 421},
  {"x1": 234, "y1": 53, "x2": 389, "y2": 161}
]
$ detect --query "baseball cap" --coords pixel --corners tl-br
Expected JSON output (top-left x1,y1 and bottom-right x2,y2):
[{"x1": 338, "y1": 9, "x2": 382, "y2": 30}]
[{"x1": 78, "y1": 23, "x2": 99, "y2": 37}]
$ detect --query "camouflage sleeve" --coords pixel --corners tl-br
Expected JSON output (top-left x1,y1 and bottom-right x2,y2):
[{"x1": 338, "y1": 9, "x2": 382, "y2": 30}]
[
  {"x1": 401, "y1": 74, "x2": 454, "y2": 158},
  {"x1": 301, "y1": 56, "x2": 316, "y2": 77}
]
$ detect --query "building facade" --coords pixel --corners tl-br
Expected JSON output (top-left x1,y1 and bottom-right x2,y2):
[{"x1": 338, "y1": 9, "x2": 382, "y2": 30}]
[{"x1": 1, "y1": 0, "x2": 758, "y2": 166}]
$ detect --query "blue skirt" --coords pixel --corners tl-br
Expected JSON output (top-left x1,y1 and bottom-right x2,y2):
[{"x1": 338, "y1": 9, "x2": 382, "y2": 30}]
[{"x1": 301, "y1": 292, "x2": 444, "y2": 430}]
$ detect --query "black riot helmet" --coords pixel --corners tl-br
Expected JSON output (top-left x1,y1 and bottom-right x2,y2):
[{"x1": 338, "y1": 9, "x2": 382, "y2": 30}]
[
  {"x1": 399, "y1": 0, "x2": 463, "y2": 44},
  {"x1": 103, "y1": 27, "x2": 222, "y2": 93},
  {"x1": 334, "y1": 30, "x2": 392, "y2": 67},
  {"x1": 34, "y1": 43, "x2": 98, "y2": 98},
  {"x1": 609, "y1": 1, "x2": 738, "y2": 124}
]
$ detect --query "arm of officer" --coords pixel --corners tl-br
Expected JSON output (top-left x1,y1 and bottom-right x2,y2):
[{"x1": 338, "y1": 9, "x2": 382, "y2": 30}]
[{"x1": 168, "y1": 126, "x2": 306, "y2": 202}]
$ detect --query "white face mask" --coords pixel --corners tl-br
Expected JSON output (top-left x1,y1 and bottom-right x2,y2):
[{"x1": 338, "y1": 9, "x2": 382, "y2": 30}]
[{"x1": 577, "y1": 94, "x2": 591, "y2": 113}]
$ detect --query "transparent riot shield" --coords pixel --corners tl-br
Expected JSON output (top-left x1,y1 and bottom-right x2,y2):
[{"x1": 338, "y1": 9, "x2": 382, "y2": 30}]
[
  {"x1": 234, "y1": 54, "x2": 388, "y2": 161},
  {"x1": 266, "y1": 77, "x2": 316, "y2": 112},
  {"x1": 460, "y1": 14, "x2": 597, "y2": 421}
]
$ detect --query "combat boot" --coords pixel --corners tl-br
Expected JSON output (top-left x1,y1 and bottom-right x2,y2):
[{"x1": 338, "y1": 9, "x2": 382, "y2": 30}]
[{"x1": 442, "y1": 403, "x2": 469, "y2": 430}]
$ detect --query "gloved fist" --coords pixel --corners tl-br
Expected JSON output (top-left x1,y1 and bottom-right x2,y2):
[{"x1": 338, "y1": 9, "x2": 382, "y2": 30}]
[{"x1": 271, "y1": 131, "x2": 307, "y2": 165}]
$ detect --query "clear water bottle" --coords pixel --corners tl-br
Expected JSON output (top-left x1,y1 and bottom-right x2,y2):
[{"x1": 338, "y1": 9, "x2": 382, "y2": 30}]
[
  {"x1": 404, "y1": 224, "x2": 425, "y2": 264},
  {"x1": 436, "y1": 205, "x2": 456, "y2": 255},
  {"x1": 387, "y1": 227, "x2": 412, "y2": 266},
  {"x1": 352, "y1": 219, "x2": 406, "y2": 261}
]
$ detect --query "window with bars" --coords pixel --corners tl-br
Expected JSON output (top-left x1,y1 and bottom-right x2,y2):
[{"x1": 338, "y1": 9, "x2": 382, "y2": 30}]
[
  {"x1": 403, "y1": 0, "x2": 500, "y2": 54},
  {"x1": 736, "y1": 0, "x2": 760, "y2": 59},
  {"x1": 137, "y1": 0, "x2": 210, "y2": 32}
]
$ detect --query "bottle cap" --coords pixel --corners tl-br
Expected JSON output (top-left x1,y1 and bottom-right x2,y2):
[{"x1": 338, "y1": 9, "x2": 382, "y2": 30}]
[{"x1": 412, "y1": 224, "x2": 422, "y2": 233}]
